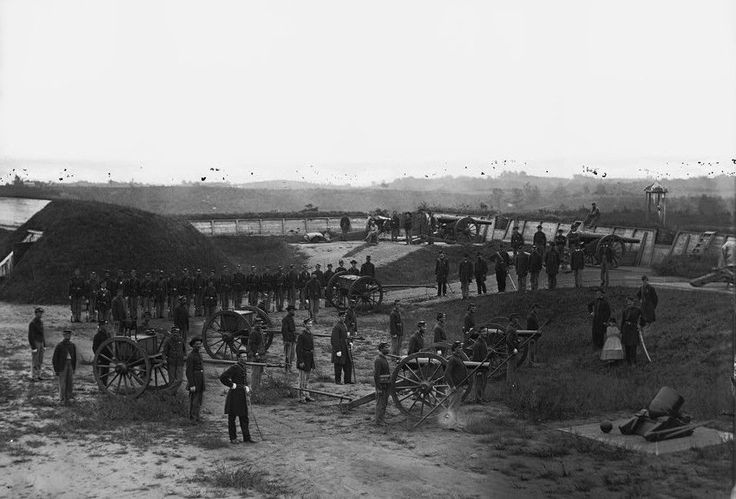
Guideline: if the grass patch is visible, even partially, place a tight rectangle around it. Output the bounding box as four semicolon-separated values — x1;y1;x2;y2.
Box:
210;236;307;270
652;254;719;278
251;376;293;405
192;435;232;450
192;463;291;497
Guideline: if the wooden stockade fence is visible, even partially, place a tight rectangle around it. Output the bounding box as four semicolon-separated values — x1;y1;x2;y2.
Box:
188;217;367;237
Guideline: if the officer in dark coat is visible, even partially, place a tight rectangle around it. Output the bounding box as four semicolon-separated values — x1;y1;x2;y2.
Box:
433;313;448;355
219;349;254;443
636;275;658;336
510;226;524;255
203;279;218;318
360;256;376;277
474;252;488;295
529;245;543;291
621;296;646;365
296;318;315;402
186;337;205;422
281;305;297;371
69;268;86;322
406;321;426;355
163;327;186;384
532;225;547;253
445;341;469;411
587;288;611;350
493;245;511;293
544;242;561;290
92;324;111;383
331;311;352;384
346;260;360;276
389;300;403;355
514;250;530;293
52;330;77;404
95;281;112;324
173;295;190;346
570;242;586;288
435;251;450;297
28;306;45;381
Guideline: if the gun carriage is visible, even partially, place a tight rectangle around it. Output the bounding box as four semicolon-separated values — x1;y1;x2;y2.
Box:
567;221;640;268
324;271;436;312
200;305;274;360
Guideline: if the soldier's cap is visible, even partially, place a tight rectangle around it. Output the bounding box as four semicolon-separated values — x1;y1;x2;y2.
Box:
436;312;445;320
417;320;426;326
237;349;248;356
170;326;180;333
513;226;519;229
62;329;72;335
378;342;389;350
34;307;44;313
286;305;295;311
326;263;332;267
537;224;543;229
350;260;357;264
592;202;597;206
366;255;371;259
641;275;649;281
189;336;203;347
451;341;462;351
315;263;321;267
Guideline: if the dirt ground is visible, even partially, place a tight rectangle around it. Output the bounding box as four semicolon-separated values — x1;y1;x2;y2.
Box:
0;252;732;498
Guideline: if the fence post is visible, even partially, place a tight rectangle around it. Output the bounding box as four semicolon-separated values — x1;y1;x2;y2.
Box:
210;220;215;236
258;219;262;235
282;218;285;236
235;219;239;235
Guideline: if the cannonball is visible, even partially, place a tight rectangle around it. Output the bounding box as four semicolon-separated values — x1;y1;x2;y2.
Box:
600;421;613;433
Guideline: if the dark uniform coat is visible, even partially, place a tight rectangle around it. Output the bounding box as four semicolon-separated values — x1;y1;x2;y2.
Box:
433;323;447;343
530;250;543;272
186;349;205;392
510;232;524;251
219;363;248;415
389;308;403;337
296;331;315;371
570;248;585;270
474;257;488;279
458;260;474;283
407;331;424;355
620;306;645;347
281;314;296;342
636;285;658;323
445;352;468;387
435;258;450;280
52;340;77;374
587;297;611;348
331;321;350;365
360;262;376;277
533;230;547;249
374;353;390;388
471;337;488;361
514;252;530;276
544;248;560;274
173;303;189;331
28;317;45;348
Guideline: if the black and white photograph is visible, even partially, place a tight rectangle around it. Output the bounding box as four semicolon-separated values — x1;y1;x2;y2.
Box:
0;1;735;497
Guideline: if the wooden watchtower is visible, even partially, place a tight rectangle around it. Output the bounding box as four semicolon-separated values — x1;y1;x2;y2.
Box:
644;181;668;226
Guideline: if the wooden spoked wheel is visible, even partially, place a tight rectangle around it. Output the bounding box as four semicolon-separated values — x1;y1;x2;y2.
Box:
201;306;274;361
147;336;183;392
325;271;348;309
595;235;625;268
454;216;476;243
348;276;383;312
93;336;151;398
390;352;449;419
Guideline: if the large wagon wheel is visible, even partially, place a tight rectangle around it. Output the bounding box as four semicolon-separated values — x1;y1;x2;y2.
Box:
348;276;383;311
202;306;274;361
596;234;625;268
390;352;449;419
454;216;476;243
93;336;151;398
147;336;184;392
325;271;348;309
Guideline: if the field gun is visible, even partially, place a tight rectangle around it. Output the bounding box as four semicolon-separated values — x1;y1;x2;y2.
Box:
324;271;435;312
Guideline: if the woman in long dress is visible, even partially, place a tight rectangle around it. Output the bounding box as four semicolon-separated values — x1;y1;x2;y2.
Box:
600;318;624;362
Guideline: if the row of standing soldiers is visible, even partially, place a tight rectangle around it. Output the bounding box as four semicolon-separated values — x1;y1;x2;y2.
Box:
69;259;377;323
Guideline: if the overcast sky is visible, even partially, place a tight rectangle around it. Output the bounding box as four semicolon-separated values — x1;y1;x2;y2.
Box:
1;0;735;186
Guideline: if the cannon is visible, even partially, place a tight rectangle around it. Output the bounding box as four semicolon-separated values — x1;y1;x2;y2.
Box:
324;271;435;312
432;215;494;244
92;330;182;398
689;266;734;288
567;221;640;267
200;305;274;361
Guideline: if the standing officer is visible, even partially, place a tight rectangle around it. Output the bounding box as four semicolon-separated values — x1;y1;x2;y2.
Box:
621;296;645;366
296;318;316;402
514;249;530;293
407;321;426;355
510;226;524;255
360;256;376;277
493;245;511;293
162;327;186;384
637;275;659;336
346;260;360;275
186;337;205;422
296;264;310;309
374;342;391;425
474;251;488;295
173;296;190;346
587;288;611;350
435;251;450;297
86;271;100;322
335;260;347;273
390;212;401;242
28;307;45;381
95;281;112;324
433;313;448;355
599;243;615;290
458;254;474;300
533;225;547;256
281;305;297;371
69;268;85;323
544;242;560;290
52;330;77;405
445;341;469;413
529;245;543;291
571;242;586;288
203;279;218;318
285;264;298;309
305;271;322;324
389;300;403;356
331;311;352;384
246;266;260;306
219;349;254;443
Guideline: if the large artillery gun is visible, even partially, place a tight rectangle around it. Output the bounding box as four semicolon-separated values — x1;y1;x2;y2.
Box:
567;220;641;267
324;271;436;312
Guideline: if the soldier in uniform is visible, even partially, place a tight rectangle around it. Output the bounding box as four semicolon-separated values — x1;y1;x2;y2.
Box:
403;211;413;245
274;265;286;312
621;296;646;365
599;243;615;290
445;341;469;412
218;266;232;311
331;311;353;384
163;326;186;384
587;288;611;350
69;268;86;323
510;226;524;255
544;242;560;290
474;252;488;295
389;300;403;356
261;266;274;312
167;271;179;320
360;256;376;277
281;305;297;371
433;313;448;355
637;275;658;337
194;268;207;315
86;271;100;322
179;269;193;315
470;329;489;403
435;251;450;297
296;264;310;310
204;278;218;319
305;271;322;323
390;212;400;242
346;260;360;275
458;254;474;300
52;330;77;405
374;342;391;425
407;321;426;355
155;270;168;319
532;225;547;257
173;295;190;346
219;349;254;443
554;229;568;272
335;260;347;273
462;303;477;342
570;242;585;288
529;245;543;291
493;245;511;293
296;318;316;403
104;269;117;298
514;248;530;293
319;264;331;308
246;265;260;306
124;269;140;321
111;289;127;334
28;307;45;381
285;264;298;309
95;281;112;324
186;337;205;422
140;272;154;317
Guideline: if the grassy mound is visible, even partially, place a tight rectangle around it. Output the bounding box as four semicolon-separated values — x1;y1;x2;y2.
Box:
0;200;231;304
210;236;307;269
398;287;731;421
652;254;719;279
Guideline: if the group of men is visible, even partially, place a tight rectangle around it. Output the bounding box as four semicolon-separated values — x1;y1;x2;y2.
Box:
68;255;378;328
